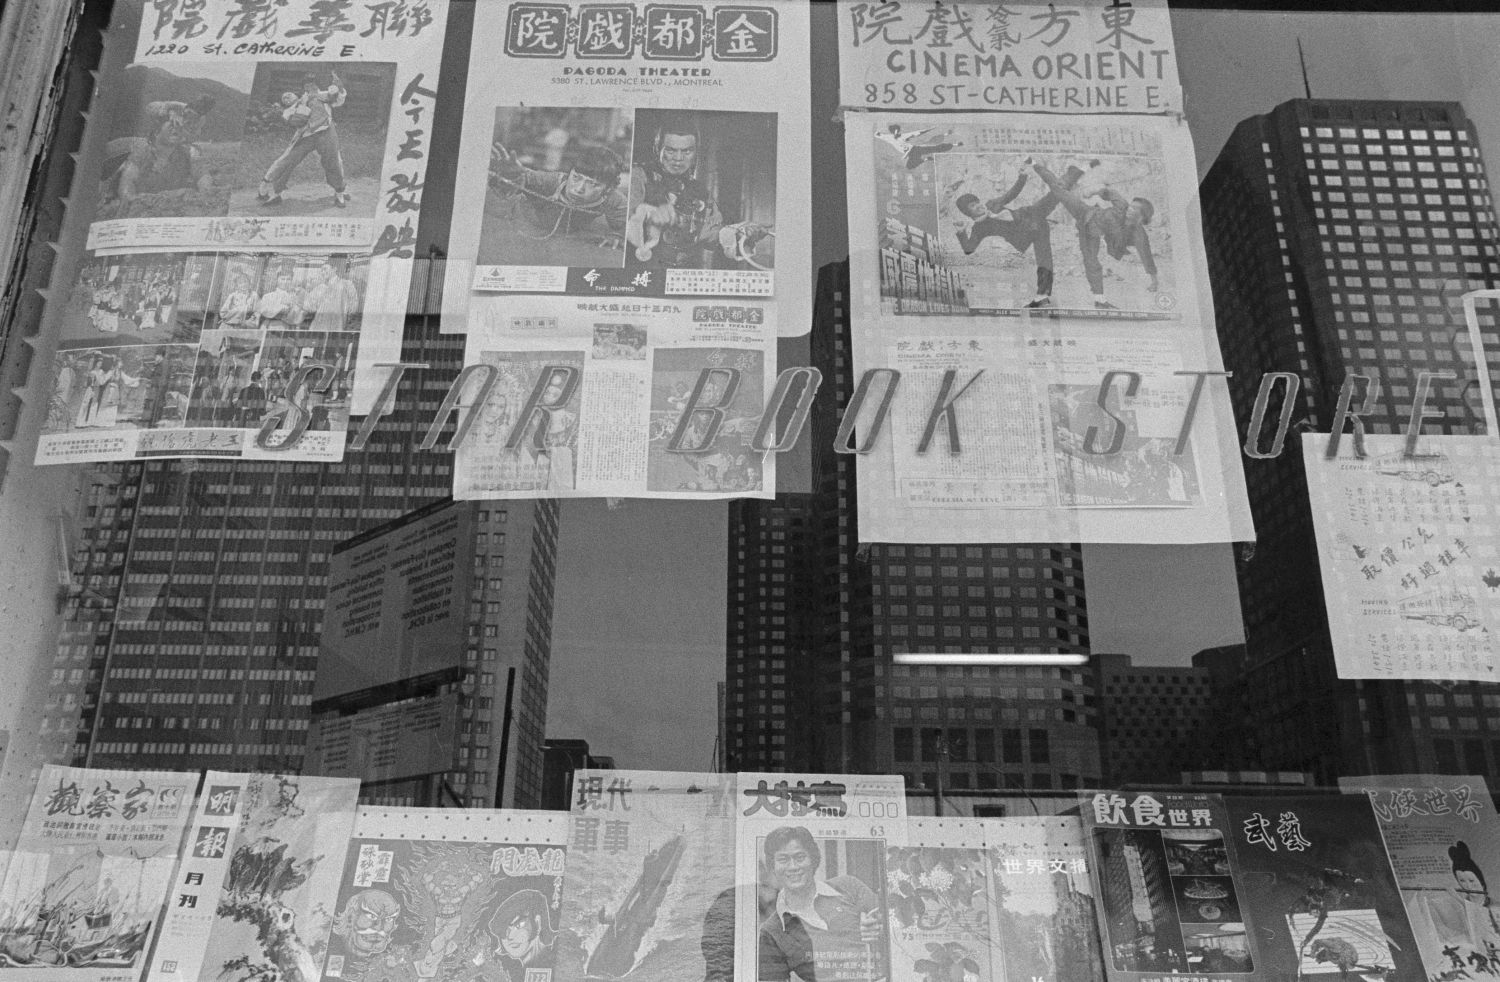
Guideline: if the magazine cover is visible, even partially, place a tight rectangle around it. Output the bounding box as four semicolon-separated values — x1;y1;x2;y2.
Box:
734;773;907;982
1338;775;1500;981
886;818;1000;982
319;807;567;982
1222;794;1424;982
988;816;1105;982
555;771;735;982
0;766;195;981
1082;791;1261;982
149;773;360;982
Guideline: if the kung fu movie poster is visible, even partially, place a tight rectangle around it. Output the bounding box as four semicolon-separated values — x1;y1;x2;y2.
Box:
442;0;811;335
1221;795;1425;982
554;771;736;982
149;772;360;982
0;766;194;982
319;807;567;982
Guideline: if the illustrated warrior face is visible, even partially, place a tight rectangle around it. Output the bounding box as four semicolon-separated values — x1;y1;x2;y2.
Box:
420;852;487;918
336;888;400;957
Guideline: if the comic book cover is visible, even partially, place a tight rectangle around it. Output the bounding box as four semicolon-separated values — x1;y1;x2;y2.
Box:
988;816;1105;982
885;818;1000;982
1082;791;1262;982
1222;794;1424;982
149;773;359;982
734;772;907;982
319;807;566;982
1338;776;1500;981
554;771;735;982
0;766;195;982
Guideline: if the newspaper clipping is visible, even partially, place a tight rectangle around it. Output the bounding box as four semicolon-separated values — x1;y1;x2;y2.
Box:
150;772;360;982
442;0;810;335
838;0;1180;114
735;773;906;982
1081;791;1262;982
1303;434;1500;682
556;771;736;982
320;806;567;982
453;298;776;499
1339;774;1500;982
843;110;1252;543
0;765;195;981
886;818;1002;982
988;816;1106;982
35;0;452;468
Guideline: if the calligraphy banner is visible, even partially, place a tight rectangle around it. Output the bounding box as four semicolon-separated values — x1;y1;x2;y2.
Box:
452;295;776;499
34;0;450;470
843;111;1252;543
319;806;567;982
556;771;735;982
442;0;811;337
1221;794;1424;982
1303;433;1500;681
1081;791;1264;982
838;0;1180;114
1339;775;1500;980
149;772;359;982
0;765;195;982
734;772;906;982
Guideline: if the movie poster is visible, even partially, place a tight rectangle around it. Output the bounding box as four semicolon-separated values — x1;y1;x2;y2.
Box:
1338;775;1500;982
837;0;1180;115
1081;791;1262;982
734;773;906;982
442;0;810;336
988;816;1105;982
148;773;360;982
886;818;1002;982
555;771;735;982
320;806;567;982
36;0;451;468
452;299;776;499
1221;794;1424;982
842;111;1252;543
0;766;195;981
1303;433;1500;682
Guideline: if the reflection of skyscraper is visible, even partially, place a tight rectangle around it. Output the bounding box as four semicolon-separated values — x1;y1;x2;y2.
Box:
725;262;1099;790
44;268;561;807
1202;99;1500;782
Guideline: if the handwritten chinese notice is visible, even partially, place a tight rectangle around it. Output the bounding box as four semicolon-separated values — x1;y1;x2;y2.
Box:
838;0;1180;114
1304;434;1500;681
0;766;193;982
1080;791;1264;982
735;772;907;982
442;0;810;339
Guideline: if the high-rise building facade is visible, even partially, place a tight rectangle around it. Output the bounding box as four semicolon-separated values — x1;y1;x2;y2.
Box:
43;269;561;807
1093;654;1215;786
1202;99;1500;780
726;263;1098;790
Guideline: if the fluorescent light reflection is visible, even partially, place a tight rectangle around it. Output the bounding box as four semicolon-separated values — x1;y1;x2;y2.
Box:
892;653;1090;667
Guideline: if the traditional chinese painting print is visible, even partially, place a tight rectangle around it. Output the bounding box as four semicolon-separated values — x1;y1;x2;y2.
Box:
1080;791;1262;982
1303;434;1500;682
987;817;1106;982
149;773;359;982
1337;776;1500;982
319;807;567;982
734;773;906;982
555;771;735;982
836;0;1181;114
37;251;365;465
442;0;811;336
885;818;1002;982
0;765;195;982
842;112;1252;545
1221;795;1425;982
